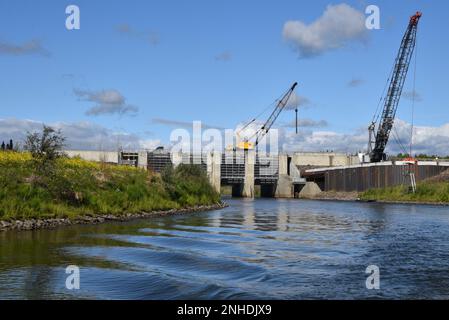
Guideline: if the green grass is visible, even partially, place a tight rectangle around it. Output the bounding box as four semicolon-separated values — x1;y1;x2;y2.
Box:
360;182;449;203
0;152;220;220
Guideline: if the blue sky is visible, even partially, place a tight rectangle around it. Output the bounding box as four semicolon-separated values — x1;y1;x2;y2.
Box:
1;0;448;154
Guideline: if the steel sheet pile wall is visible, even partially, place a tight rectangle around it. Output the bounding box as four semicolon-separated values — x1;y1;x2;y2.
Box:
324;164;449;192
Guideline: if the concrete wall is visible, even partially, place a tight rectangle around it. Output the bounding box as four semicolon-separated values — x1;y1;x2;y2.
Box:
137;151;148;169
67;150;149;169
65;150;119;163
292;152;360;168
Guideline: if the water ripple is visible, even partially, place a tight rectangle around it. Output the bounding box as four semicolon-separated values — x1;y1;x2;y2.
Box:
2;199;449;299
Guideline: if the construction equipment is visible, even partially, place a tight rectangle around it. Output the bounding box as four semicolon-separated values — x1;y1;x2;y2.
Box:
367;12;422;163
235;82;298;150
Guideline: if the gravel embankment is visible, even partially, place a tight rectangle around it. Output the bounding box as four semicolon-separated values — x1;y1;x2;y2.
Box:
0;202;228;232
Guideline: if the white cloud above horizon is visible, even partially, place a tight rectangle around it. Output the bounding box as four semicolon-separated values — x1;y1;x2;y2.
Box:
282;3;368;58
0;118;160;151
0;39;50;57
281;118;449;156
1;118;449;156
285;92;313;110
215;51;232;62
116;23;160;46
403;90;423;102
282;118;329;128
347;78;364;87
74;89;139;116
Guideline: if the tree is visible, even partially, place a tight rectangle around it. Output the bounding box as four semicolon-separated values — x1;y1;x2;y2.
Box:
25;125;66;161
1;141;5;151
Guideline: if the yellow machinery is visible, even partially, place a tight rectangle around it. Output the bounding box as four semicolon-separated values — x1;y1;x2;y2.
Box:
230;82;298;151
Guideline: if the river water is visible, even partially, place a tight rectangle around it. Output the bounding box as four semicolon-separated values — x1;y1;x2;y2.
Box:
1;198;449;299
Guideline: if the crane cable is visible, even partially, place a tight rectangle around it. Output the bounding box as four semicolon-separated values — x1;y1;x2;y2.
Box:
237;87;294;140
372;61;397;125
236;101;275;140
410;36;418;157
238;95;280;134
392;126;409;155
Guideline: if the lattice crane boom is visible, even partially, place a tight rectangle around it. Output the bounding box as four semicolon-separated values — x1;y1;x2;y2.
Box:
235;82;298;150
255;82;298;147
370;12;422;162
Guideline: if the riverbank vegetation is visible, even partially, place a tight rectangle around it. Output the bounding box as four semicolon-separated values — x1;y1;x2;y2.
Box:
0;127;220;221
360;180;449;204
0;152;220;220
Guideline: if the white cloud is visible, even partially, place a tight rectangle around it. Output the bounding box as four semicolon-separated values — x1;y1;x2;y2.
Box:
215;51;232;62
282;3;368;58
0;118;159;151
281;127;366;153
226;118;449;156
347;78;364;87
282;119;328;128
403;90;423;102
74;89;139;116
0;39;50;57
152;118;225;130
116;24;160;46
3;118;448;157
139;139;162;151
281;119;449;156
285;92;313;110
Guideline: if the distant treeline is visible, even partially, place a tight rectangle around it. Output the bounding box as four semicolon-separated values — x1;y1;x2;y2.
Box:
394;153;449;160
1;140;14;151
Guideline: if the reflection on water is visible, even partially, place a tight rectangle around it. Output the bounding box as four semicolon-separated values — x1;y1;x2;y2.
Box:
1;198;449;299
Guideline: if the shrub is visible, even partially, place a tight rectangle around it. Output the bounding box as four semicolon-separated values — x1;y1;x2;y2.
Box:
0;152;220;220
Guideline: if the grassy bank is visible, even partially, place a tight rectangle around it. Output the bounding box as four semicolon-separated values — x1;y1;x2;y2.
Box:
360;182;449;204
0;152;220;221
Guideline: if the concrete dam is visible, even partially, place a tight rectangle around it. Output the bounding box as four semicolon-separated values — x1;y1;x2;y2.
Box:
65;150;358;198
65;150;449;198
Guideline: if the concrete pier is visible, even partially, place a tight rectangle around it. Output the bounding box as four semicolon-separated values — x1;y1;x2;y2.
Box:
275;154;293;198
207;151;221;194
242;150;255;198
137;151;148;169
